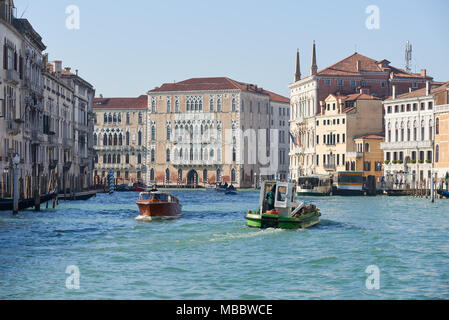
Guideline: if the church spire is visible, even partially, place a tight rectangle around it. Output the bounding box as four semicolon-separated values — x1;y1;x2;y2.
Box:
294;49;301;82
311;40;318;76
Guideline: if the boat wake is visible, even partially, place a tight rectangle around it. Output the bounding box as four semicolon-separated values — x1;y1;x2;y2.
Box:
135;215;181;222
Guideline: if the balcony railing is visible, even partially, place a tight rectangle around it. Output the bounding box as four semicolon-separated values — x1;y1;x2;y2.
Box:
323;163;336;171
381;140;432;150
63;137;74;147
346;152;363;159
6;69;20;84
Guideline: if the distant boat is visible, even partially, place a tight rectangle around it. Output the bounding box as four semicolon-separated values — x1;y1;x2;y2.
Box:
296;175;332;196
135;190;182;221
438;190;449;199
131;182;147;192
225;189;239;195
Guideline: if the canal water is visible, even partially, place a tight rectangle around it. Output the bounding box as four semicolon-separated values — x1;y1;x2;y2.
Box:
0;190;448;299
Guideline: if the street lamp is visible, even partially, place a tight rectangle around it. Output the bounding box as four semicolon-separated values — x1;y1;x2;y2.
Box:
12;154;20;215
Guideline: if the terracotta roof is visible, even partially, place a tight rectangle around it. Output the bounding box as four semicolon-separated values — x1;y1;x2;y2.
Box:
150;77;248;92
354;134;385;140
150;77;289;103
93;95;148;109
328;92;381;101
392;81;449;100
259;89;290;103
317;52;432;79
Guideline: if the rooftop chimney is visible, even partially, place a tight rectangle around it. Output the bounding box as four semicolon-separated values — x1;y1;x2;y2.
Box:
409;88;412;93
356;60;362;71
421;69;427;78
75;69;79;76
54;60;62;74
65;67;71;73
426;81;430;96
392;85;396;99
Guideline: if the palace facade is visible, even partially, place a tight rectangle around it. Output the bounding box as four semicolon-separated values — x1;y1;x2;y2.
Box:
146;77;289;188
93;95;148;185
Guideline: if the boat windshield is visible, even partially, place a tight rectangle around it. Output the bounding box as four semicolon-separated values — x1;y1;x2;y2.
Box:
153;194;169;201
140;193;151;200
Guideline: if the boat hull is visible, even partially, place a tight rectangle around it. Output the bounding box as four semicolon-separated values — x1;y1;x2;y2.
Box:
245;210;321;230
136;201;182;220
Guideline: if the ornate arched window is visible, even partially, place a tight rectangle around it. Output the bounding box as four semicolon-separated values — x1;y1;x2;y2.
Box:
167;125;171;140
113;133;118;146
93;133;97;146
150;168;155;182
108;113;112;123
103;134;107;146
108;133;113;146
165;168;170;183
231;169;236;183
151;149;156;162
151;125;156;141
119;133;123;146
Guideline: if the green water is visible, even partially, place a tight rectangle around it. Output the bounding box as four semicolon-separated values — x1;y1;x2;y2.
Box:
0;190;448;299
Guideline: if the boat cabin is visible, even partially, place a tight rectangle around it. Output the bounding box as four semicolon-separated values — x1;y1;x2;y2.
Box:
259;181;296;218
138;192;179;204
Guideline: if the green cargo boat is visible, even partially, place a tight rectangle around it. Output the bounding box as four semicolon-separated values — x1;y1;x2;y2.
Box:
245;181;321;229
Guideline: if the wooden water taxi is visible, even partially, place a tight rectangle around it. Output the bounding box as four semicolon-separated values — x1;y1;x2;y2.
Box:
245;181;321;229
135;190;182;221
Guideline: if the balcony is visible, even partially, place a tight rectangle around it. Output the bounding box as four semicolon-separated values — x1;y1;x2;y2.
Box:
7;120;20;136
63;137;74;147
5;69;20;85
346;152;363;159
381;140;432;150
323;163;336;171
31;131;44;142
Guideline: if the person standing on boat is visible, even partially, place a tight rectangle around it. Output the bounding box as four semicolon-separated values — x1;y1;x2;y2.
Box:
266;185;276;211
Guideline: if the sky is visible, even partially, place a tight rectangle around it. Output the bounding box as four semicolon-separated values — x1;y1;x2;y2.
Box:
12;0;449;98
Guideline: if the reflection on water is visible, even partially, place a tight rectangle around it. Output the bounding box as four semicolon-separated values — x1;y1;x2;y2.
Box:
0;190;448;299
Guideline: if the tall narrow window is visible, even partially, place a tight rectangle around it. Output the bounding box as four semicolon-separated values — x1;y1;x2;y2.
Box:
138;131;142;145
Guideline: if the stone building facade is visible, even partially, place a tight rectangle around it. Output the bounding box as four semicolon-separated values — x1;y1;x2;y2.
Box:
289;43;433;181
314;93;383;176
434;83;449;183
147;77;289;188
1;0;95;200
381;82;445;188
93;95;147;185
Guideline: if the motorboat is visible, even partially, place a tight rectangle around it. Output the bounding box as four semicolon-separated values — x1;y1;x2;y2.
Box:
245;181;321;229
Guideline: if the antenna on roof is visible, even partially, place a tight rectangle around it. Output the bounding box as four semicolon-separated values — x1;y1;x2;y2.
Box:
405;41;412;73
19;2;30;18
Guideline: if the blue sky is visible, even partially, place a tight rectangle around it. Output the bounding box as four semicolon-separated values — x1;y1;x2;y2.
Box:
13;0;449;98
